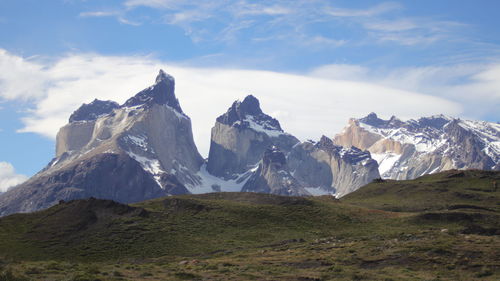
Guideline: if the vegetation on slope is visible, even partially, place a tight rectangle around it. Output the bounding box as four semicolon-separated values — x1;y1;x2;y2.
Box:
0;170;498;280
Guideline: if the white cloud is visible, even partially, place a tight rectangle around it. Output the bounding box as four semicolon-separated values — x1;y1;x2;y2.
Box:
0;49;474;158
0;162;28;192
0;49;49;100
310;63;500;119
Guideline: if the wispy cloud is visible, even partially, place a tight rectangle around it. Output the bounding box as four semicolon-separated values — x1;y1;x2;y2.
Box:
363;19;418;32
310;62;500;119
79;11;118;18
326;2;401;17
124;0;181;9
79;10;141;26
77;1;343;48
8;49;499;156
75;1;477;50
361;18;467;46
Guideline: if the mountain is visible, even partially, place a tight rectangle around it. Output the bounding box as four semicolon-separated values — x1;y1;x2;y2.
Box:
242;146;309;196
206;95;300;180
288;136;380;197
205;95;380;197
334;113;500;180
1;170;498;280
3;71;499;216
0;70;204;216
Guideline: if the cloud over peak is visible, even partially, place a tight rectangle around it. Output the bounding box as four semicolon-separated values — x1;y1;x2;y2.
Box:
2;49;487;156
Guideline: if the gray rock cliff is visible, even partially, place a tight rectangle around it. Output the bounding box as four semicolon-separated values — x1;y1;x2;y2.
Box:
242;146;309;196
288;136;380;197
206;95;299;179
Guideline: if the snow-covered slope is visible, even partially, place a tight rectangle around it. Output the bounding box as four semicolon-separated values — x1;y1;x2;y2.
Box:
334;113;500;179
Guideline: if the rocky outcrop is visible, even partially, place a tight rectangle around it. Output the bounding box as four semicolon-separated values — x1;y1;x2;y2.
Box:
206;95;299;179
288;136;380;197
242;147;309;196
334;113;500;179
0;70;203;216
69;99;120;123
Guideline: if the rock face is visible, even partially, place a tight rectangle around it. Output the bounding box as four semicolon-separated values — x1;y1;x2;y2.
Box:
0;70;203;216
242;147;309;196
206;95;300;179
288;136;380;197
334;113;500;180
0;154;178;216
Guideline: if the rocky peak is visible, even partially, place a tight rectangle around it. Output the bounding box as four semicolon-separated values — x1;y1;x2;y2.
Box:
417;115;452;129
122;69;183;114
216;95;282;132
239;95;263;115
359;113;407;129
359;112;386;127
69;99;120;123
155;69;174;84
388;116;405;127
207;95;299;179
318;135;335;150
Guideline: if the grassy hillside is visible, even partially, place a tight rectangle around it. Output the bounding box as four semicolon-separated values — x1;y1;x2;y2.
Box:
343;169;500;212
0;170;498;280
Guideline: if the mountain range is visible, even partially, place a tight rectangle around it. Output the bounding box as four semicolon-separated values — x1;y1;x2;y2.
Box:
0;70;498;216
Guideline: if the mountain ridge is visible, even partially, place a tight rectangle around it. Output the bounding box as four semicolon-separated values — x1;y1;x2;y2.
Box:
0;70;499;217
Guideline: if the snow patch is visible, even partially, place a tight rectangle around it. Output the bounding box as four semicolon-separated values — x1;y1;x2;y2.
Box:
127;134;147;149
126;152;165;188
186;164;250;194
244;115;284;138
372;153;401;178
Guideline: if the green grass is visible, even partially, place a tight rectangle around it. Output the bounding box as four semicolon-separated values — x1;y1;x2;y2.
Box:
0;169;498;280
343;169;500;213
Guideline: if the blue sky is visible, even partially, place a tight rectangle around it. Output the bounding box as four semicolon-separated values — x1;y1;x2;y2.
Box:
0;0;499;190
